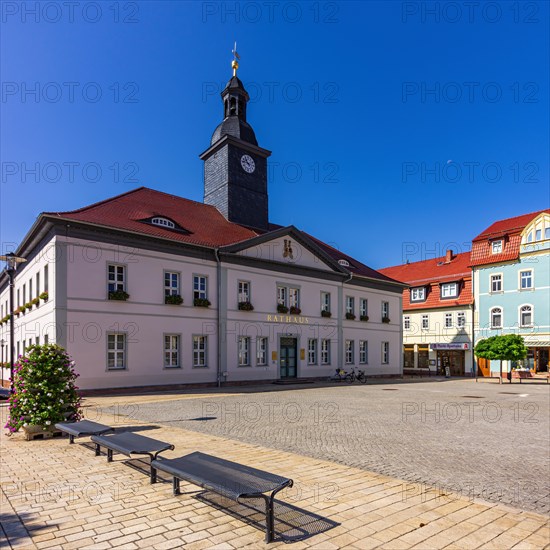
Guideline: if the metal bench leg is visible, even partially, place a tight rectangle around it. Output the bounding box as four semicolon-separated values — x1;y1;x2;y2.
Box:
149;455;157;484
69;434;75;444
173;477;180;496
95;443;101;456
107;448;113;462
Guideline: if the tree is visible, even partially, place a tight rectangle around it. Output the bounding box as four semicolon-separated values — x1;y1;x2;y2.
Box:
4;344;81;435
474;334;528;362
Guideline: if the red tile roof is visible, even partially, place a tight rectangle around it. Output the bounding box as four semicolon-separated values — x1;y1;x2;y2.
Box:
378;252;473;310
44;187;395;284
470;209;549;267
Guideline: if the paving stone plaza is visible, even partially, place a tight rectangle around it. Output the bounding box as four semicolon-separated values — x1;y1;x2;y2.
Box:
2;378;549;549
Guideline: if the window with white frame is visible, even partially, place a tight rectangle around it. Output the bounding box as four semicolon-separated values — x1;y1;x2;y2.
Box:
108;264;126;292
36;272;40;297
382;301;389;318
441;282;458;298
346;296;355;315
520;305;533;327
238;336;250;366
17;289;20;308
546;227;550;240
277;286;287;306
256;337;268;366
359;341;368;364
491;274;502;293
238;281;250;302
107;333;126;370
360;298;368;317
492;240;503;254
422;314;429;330
193;336;207;367
151;217;175;229
411;287;426;302
535;229;542;240
321;292;331;313
193;275;207;300
457;312;466;328
345;340;354;364
404;316;410;330
29;280;33;301
164;335;180;368
164;272;180;297
491;307;502;329
321;339;331;364
289;288;300;308
22;284;26;304
44;264;49;293
308;339;317;365
382;342;389;364
445;313;453;328
520;270;533;290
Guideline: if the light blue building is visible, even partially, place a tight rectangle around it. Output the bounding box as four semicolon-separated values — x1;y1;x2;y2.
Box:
472;210;550;376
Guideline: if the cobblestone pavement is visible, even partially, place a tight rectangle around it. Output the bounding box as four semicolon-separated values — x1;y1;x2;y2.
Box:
113;379;550;516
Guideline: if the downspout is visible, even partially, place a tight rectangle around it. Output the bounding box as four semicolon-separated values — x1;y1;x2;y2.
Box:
215;248;222;388
471;268;477;381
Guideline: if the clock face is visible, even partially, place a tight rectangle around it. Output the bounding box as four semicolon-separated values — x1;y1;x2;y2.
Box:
240;154;255;173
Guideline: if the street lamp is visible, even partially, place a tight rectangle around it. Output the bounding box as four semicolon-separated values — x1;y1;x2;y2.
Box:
0;253;27;393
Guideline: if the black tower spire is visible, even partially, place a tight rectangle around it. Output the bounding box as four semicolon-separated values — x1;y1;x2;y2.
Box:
200;49;271;231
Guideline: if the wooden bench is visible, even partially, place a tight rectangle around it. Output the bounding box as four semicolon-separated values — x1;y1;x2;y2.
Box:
151;451;293;543
91;432;174;483
510;371;549;384
55;420;114;445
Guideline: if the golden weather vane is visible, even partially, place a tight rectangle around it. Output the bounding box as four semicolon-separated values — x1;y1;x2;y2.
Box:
231;41;240;76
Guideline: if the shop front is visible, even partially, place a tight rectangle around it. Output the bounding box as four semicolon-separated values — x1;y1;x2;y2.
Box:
430;343;470;376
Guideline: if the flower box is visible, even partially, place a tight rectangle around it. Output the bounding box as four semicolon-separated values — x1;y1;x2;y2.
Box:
194;298;211;308
360;315;369;322
345;313;356;320
276;304;289;314
321;310;332;318
289;306;301;315
108;290;130;301
382;317;391;323
165;294;183;305
238;301;254;311
39;292;49;302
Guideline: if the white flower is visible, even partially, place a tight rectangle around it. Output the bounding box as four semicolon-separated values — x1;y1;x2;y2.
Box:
45;421;51;425
47;393;52;397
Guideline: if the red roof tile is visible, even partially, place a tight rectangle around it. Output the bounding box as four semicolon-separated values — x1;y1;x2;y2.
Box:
470;209;549;267
379;252;473;310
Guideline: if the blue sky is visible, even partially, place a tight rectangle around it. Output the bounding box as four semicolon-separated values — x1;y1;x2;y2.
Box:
1;0;548;269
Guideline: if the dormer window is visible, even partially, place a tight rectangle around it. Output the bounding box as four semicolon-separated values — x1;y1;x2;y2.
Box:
410;287;426;302
491;240;503;254
441;282;459;299
152;217;175;229
338;259;350;267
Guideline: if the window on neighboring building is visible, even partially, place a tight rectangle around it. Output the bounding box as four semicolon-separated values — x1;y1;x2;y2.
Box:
382;342;389;364
520;305;533;327
256;337;268;366
108;264;126;292
411;287;425;301
164;335;180;368
492;240;503;254
345;296;355;315
491;307;502;329
382;301;389;319
457;312;466;328
308;339;317;365
107;333;126;370
520;270;533;289
360;298;368;317
193;336;207;367
441;282;458;298
164;272;180;297
445;313;453;328
422;314;429;330
345;340;354;364
527;232;533;243
238;281;250;302
404;316;410;330
321;292;331;313
491;274;502;293
238;336;250;366
535;229;542;241
546;227;550;240
359;341;368;364
321;339;331;364
193;275;207;300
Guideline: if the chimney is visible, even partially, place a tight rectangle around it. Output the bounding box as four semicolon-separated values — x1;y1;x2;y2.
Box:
445;249;453;263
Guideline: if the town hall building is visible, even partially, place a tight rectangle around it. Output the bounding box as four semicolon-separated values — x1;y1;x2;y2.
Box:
0;62;405;390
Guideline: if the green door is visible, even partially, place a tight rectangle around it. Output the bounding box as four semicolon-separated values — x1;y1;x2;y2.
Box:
280;337;297;378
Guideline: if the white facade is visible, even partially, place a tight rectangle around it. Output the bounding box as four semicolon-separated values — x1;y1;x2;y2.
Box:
1;231;403;390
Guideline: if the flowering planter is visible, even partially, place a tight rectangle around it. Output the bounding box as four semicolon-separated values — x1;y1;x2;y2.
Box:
276;305;289;314
345;313;356;320
321;310;332;318
165;295;184;305
238;301;254;311
194;298;211;308
360;315;369;322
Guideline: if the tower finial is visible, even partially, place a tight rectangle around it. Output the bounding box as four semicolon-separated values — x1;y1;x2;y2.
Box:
231;41;240;76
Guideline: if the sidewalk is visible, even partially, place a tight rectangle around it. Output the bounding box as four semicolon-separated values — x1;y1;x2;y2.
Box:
1;396;548;549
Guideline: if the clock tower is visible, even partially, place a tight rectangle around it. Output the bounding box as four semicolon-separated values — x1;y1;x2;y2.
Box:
200;57;271;231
